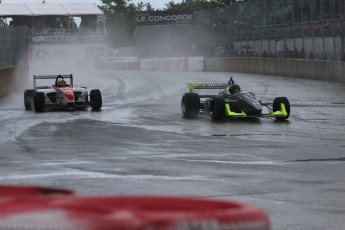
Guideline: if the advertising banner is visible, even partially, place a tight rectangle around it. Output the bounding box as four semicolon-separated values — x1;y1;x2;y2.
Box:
136;10;194;26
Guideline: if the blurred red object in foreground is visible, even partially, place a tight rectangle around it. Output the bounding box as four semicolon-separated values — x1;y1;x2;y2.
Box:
0;184;270;230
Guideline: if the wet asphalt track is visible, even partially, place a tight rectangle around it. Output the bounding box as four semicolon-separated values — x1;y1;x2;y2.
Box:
1;68;345;230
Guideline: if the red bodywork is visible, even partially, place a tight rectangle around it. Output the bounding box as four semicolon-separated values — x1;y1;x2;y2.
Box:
56;86;75;102
0;184;271;230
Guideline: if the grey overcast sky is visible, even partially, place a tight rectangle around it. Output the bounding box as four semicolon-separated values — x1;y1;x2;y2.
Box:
4;0;180;10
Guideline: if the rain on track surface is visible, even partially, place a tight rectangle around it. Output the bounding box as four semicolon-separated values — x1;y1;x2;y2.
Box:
1;70;345;230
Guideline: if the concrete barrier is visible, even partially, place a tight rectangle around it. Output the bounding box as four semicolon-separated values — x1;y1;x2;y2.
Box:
98;57;201;72
140;59;155;71
94;56;344;83
0;65;29;98
139;57;202;72
96;58;139;71
205;57;345;84
188;57;204;72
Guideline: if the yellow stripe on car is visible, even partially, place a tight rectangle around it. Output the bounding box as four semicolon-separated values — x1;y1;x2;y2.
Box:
225;104;246;117
269;103;288;116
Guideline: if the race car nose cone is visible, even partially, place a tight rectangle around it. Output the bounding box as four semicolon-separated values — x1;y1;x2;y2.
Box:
61;88;75;102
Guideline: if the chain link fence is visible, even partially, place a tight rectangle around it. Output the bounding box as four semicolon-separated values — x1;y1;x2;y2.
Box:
193;0;345;61
0;27;30;69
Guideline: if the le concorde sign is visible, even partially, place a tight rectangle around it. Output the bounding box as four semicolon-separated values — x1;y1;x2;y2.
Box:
136;10;194;26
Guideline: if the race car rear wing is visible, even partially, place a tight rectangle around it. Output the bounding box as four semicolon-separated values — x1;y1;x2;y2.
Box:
188;83;227;93
33;74;73;88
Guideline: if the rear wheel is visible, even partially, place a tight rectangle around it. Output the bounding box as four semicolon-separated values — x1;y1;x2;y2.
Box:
181;93;200;118
210;97;225;121
24;89;35;111
90;89;102;111
273;97;290;121
34;91;45;112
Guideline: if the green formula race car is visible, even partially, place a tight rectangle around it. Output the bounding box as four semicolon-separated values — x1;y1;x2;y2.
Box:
181;77;290;121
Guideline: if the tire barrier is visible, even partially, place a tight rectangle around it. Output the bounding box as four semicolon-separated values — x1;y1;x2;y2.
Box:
96;57;204;72
0;184;271;230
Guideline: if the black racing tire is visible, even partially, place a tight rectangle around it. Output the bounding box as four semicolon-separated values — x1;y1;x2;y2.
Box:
210;97;225;121
273;97;290;121
181;93;200;118
34;91;45;112
24;89;35;111
90;89;102;111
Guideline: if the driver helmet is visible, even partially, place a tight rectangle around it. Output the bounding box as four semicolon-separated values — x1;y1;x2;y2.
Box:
229;84;241;94
57;78;66;86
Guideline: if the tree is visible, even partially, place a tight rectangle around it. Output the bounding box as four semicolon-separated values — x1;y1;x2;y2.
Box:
100;0;236;48
100;0;136;48
135;1;155;11
145;3;155;11
164;0;237;10
100;0;155;48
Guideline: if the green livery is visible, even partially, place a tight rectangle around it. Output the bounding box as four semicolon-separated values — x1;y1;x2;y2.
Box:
182;77;290;121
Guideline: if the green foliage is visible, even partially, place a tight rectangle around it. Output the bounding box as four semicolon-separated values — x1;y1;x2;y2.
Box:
56;16;75;29
100;0;135;48
165;0;237;10
100;0;156;48
99;0;236;48
136;1;155;11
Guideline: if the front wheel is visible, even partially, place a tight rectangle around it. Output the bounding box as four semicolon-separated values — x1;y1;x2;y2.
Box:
181;93;200;118
24;89;35;111
90;89;102;111
34;91;45;112
273;97;290;121
210;97;225;121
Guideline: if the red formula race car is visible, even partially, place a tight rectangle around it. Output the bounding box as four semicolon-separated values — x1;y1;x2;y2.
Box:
24;74;102;112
